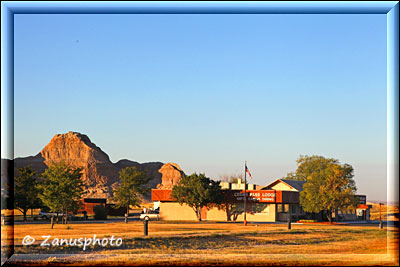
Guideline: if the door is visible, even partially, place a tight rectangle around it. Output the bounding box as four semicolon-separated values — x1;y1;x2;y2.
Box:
201;206;207;220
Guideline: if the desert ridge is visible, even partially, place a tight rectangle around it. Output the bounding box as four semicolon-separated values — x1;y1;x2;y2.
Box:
13;131;184;200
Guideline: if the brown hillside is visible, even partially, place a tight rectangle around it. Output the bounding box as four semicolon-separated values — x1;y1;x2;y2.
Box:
14;132;182;201
157;162;185;189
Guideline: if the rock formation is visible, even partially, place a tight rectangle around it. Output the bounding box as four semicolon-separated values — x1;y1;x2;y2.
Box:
40;132;120;187
157;163;185;189
14;131;168;201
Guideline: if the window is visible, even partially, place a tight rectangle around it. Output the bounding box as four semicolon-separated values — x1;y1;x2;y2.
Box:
277;204;292;213
277;204;281;213
291;205;296;214
284;204;289;213
277;204;284;213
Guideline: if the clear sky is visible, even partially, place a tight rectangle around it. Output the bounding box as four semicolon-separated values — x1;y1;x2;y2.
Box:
13;14;387;201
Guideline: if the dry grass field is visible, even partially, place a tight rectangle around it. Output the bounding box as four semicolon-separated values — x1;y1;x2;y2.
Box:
2;220;399;266
368;202;399;221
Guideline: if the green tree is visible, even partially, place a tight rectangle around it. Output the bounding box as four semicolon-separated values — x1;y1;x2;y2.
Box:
37;162;85;224
222;201;244;221
218;173;244;221
14;166;42;221
171;173;222;221
297;156;358;223
112;166;151;215
283;155;339;181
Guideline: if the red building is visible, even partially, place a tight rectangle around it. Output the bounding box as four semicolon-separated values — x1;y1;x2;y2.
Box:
77;198;106;215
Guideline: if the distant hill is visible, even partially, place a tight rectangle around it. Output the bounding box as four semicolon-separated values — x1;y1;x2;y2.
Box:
10;132;184;201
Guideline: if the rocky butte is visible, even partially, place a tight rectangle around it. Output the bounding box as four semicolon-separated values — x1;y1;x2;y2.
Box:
13;132;185;201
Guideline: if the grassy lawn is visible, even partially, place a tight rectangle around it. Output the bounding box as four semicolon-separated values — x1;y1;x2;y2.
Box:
2;221;398;265
368;202;399;221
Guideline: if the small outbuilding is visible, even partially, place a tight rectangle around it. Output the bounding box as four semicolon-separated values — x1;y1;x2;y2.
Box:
77;198;106;215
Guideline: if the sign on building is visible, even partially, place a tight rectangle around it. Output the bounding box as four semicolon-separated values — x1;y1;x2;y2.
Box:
228;190;276;203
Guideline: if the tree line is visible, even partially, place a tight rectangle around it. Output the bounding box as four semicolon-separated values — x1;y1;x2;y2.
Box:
171;155;359;223
15;162;85;222
13;161;150;223
13;155;359;224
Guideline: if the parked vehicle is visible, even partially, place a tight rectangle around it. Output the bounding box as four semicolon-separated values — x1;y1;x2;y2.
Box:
39;210;71;220
140;210;160;221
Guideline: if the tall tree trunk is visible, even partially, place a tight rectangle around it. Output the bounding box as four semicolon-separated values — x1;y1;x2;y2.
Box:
225;204;232;221
196;207;202;221
65;208;68;224
62;208;65;224
23;210;27;222
127;197;130;218
327;210;332;224
125;205;129;223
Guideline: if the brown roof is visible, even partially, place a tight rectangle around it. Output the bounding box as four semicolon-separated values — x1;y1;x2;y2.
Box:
152;189;173;201
262;179;306;192
280;179;306;191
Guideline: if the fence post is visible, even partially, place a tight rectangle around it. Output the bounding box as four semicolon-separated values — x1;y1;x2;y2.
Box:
144;218;149;236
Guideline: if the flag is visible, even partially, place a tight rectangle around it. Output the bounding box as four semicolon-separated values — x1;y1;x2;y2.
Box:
245;165;253;180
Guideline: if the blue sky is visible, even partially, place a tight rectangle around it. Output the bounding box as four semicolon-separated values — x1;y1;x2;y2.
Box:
14;14;387;201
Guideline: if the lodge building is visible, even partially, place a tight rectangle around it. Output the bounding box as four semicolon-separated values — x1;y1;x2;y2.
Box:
151;178;371;222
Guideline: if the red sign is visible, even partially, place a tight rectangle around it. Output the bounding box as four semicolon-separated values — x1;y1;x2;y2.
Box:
152;189;282;203
228;190;276;203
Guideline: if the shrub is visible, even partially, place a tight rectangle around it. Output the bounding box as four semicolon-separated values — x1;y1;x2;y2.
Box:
93;205;107;220
297;219;318;223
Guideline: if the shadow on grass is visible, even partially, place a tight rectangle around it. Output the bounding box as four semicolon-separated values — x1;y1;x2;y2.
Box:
14;230;359;255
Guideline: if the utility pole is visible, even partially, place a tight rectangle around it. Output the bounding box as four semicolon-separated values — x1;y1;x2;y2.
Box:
244;161;247;226
379;203;383;229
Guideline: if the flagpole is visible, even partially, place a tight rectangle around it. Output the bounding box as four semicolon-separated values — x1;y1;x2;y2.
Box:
244;161;247;226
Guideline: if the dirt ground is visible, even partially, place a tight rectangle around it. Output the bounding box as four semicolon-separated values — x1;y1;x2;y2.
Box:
2;221;399;266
